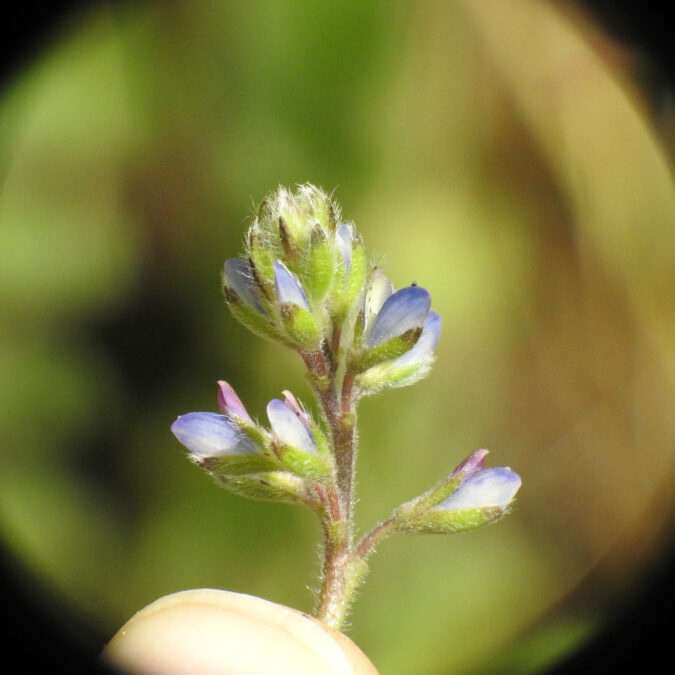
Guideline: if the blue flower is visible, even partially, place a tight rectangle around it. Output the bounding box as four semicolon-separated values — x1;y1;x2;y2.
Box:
171;412;258;458
267;396;317;455
273;261;311;311
362;270;432;348
335;224;354;273
391;310;441;367
357;270;441;393
436;465;521;511
223;258;265;313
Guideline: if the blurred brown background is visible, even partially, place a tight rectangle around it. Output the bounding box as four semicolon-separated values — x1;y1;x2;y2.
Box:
1;1;673;672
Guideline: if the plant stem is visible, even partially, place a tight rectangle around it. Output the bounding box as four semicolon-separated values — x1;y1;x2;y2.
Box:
304;325;398;629
355;517;397;561
302;345;364;629
315;516;353;628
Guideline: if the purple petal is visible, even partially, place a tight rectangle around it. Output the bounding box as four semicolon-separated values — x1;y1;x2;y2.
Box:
223;258;262;311
336;224;353;273
363;269;394;332
171;412;257;457
392;310;441;366
217;380;253;423
365;285;431;348
450;449;489;478
273;261;310;311
282;390;312;431
267;398;316;454
438;467;521;511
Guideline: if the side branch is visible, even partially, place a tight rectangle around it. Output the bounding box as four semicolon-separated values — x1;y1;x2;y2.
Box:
355;517;397;561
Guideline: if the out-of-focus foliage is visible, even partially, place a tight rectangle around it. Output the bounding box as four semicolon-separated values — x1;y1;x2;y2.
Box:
0;1;673;673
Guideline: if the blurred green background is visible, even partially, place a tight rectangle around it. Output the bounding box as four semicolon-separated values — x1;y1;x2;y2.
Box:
1;1;673;673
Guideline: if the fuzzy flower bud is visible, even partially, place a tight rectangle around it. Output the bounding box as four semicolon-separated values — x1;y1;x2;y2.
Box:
223;258;264;313
267;398;317;456
394;450;521;535
171;413;257;459
223;185;370;350
171;383;314;502
267;395;330;480
356;270;440;390
273;261;311;311
436;467;521;512
365;286;430;347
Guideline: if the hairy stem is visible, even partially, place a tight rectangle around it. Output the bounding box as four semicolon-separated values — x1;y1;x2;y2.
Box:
303;346;365;629
315;517;352;627
355;517;397;561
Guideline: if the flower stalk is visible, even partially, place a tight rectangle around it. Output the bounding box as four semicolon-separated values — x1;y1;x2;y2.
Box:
170;184;521;631
302;342;362;625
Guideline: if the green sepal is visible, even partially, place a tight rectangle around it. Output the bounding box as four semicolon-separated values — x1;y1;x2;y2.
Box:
345;239;366;308
390;472;462;528
328;261;348;322
247;255;276;305
276;202;305;245
224;290;281;343
392;469;506;534
311;420;332;458
280;302;321;348
279;216;300;262
310;189;336;233
396;505;504;534
357;355;434;395
324;198;338;233
352;311;364;345
351;327;422;373
247;225;278;283
329;237;368;327
199;453;284;477
236;419;271;450
277;444;330;481
305;226;335;302
216;471;308;504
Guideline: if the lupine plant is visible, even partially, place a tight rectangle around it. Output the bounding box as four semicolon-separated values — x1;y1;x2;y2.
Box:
171;185;521;630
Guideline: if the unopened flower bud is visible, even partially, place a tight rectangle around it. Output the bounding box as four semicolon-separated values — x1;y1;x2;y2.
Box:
365;285;430;348
437;467;521;512
394;452;521;535
274;261;311;311
223;258;265;312
171;412;257;459
253;184;339;250
306;225;335;302
267;397;317;456
222;258;281;342
267;396;329;480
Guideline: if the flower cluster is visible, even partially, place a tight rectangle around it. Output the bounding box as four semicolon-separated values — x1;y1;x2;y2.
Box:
170;184;521;629
222;185;365;351
221;185;438;393
171;381;329;502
